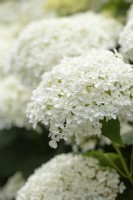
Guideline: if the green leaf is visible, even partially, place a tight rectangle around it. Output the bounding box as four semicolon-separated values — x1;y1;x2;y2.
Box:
85;151;123;170
101;118;124;146
122;130;133;145
102;0;131;21
0;129;18;148
85;151;110;167
0;127;70;185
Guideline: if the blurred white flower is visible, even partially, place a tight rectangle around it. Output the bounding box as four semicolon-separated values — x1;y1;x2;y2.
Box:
0;76;31;130
0;23;22;77
119;20;133;62
0;172;25;200
17;154;125;200
7;12;122;87
27;49;133;148
0;0;49;24
121;122;133;135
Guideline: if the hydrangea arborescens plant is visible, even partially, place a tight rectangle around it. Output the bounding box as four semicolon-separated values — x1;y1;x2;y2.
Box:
0;76;31;130
17;154;125;200
7;12;122;88
27;49;133;148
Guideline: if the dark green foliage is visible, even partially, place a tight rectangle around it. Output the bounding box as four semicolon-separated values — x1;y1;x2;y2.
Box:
101;118;124;146
117;184;133;200
102;0;131;20
85;150;123;170
0;127;71;186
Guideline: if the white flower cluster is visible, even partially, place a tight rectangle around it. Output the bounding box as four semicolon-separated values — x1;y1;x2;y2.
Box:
0;172;25;200
27;49;133;148
0;0;48;24
7;12;122;87
17;154;125;200
119;20;133;62
0;76;31;130
0;23;22;77
0;38;12;73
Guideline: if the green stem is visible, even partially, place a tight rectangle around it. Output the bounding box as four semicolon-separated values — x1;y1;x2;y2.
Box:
105;154;128;178
112;143;133;187
130;145;133;176
105;155;128;179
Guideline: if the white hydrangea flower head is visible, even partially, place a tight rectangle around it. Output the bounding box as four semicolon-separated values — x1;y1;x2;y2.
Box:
0;23;22;77
17;154;125;200
119;20;133;62
0;0;49;24
7;12;122;87
0;38;12;71
0;76;32;130
127;4;133;21
27;49;133;148
0;172;25;200
0;39;12;74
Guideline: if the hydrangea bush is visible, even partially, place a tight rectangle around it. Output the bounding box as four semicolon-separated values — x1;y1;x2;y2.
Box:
0;1;133;200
